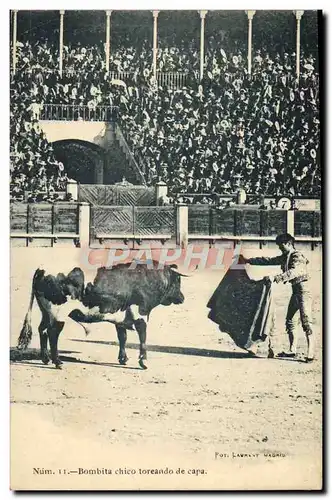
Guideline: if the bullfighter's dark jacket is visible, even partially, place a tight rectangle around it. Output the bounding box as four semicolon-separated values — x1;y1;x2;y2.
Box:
247;250;310;286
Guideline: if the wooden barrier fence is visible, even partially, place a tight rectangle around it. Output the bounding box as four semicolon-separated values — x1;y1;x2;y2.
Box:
10;203;322;249
186;206;321;246
10;202;88;248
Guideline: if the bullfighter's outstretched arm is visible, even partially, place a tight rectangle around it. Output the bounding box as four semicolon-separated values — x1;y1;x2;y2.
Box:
244;255;284;266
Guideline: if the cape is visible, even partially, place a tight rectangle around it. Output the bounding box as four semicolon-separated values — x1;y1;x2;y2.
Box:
207;267;273;351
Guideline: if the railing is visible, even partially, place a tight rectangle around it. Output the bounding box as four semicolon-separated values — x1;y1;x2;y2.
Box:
114;124;147;186
12;65;191;89
11;62;316;90
156;72;189;88
40;104;119;121
76;70;189;89
109;71;136;81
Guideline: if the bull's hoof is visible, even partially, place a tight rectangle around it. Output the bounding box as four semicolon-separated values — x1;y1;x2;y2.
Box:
55;364;63;370
139;359;148;370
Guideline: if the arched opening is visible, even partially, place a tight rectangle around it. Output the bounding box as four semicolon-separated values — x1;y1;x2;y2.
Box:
52;139;104;184
52;138;141;185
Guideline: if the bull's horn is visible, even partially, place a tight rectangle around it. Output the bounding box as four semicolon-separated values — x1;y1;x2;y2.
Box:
169;264;191;277
172;270;191;277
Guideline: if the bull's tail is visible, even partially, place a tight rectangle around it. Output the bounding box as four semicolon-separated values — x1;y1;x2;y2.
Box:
17;269;43;350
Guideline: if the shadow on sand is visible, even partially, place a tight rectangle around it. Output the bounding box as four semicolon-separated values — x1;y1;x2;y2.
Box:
70;339;303;364
10;348;142;370
13;360;142;371
10;342;303;370
70;338;257;360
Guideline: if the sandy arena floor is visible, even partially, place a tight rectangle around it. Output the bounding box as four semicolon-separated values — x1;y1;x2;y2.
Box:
10;247;323;491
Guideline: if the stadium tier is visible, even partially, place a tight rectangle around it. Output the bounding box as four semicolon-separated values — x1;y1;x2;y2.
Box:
10;10;320;202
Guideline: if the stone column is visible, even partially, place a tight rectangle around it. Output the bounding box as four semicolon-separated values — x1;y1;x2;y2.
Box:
155;181;168;205
294;10;304;80
66;179;78;201
287;210;295;237
105;10;112;73
237;188;247;204
176;204;188;249
59;10;65;77
79;203;91;248
199;10;208;81
12;10;18;75
246;10;256;76
152;10;159;81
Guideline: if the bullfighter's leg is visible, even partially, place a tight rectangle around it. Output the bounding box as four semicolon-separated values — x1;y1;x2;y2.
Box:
298;289;315;361
38;317;50;365
134;318;147;370
116;325;128;365
48;321;65;369
285;293;300;355
267;306;277;358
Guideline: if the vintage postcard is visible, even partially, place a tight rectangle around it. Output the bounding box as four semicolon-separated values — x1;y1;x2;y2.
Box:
9;7;323;491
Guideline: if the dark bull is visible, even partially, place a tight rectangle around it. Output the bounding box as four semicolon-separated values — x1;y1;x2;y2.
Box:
17;262;185;370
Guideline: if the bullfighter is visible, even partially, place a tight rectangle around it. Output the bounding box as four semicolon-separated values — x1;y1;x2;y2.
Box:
240;233;315;362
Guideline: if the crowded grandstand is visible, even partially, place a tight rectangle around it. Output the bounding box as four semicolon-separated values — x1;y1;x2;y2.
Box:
10;10;320;202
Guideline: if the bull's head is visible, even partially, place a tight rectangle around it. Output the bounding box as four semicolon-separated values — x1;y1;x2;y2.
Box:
161;265;186;306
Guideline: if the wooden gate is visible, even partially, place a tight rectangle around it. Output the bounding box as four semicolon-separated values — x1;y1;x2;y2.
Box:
90;205;175;247
78;184;156;206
